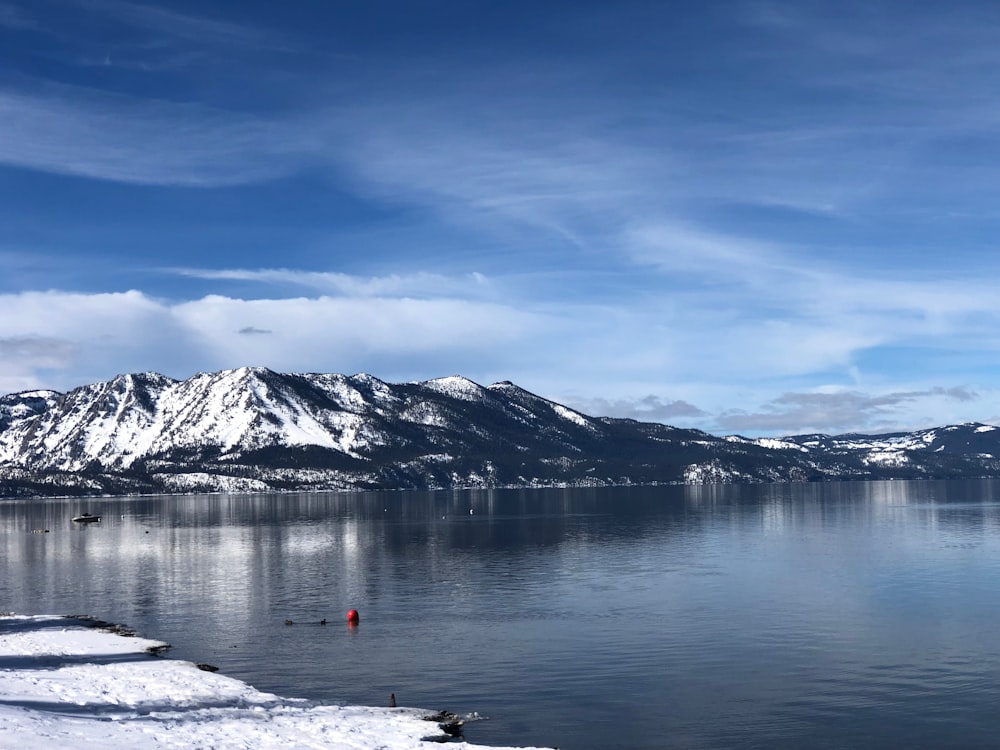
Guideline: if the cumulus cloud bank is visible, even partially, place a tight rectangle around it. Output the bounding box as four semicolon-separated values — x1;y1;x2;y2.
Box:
0;287;545;394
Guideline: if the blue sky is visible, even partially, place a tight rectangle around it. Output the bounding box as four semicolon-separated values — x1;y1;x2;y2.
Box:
2;0;1000;436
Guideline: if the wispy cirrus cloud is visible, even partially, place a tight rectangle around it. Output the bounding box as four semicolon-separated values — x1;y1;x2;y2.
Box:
172;268;494;299
4;1;1000;437
0;2;36;30
0;86;309;186
0;0;291;77
625;219;1000;338
72;0;281;48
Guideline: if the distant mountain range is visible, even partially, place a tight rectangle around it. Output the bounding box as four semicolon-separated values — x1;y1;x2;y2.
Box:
1;367;999;498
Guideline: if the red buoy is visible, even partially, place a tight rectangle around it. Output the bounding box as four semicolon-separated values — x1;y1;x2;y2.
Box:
347;609;360;624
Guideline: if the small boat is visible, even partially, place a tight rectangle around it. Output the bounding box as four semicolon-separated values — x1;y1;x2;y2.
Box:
71;513;101;523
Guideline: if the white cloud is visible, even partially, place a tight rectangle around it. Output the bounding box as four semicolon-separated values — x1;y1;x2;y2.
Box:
1;278;997;436
0;289;551;391
0;335;78;394
717;386;983;435
0;290;196;390
170;294;543;367
566;394;706;422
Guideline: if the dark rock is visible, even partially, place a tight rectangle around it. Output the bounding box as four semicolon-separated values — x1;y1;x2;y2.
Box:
423;710;465;738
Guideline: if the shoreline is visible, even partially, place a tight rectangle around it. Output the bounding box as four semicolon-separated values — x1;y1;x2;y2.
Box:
0;614;551;749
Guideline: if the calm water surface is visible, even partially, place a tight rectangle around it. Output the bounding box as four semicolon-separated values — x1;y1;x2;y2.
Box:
4;480;1000;749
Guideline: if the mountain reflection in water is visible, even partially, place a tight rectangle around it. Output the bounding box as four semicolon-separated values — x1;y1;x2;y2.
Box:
5;480;1000;749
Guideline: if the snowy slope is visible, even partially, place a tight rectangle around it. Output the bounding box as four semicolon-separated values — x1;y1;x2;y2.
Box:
2;369;1000;496
0;369;636;494
0;368;396;471
0;615;549;749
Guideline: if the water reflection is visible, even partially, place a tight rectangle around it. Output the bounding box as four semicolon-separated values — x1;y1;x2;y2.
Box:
4;480;1000;749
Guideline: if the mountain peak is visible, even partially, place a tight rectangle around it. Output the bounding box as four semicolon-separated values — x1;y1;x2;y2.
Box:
419;376;486;401
3;369;1000;497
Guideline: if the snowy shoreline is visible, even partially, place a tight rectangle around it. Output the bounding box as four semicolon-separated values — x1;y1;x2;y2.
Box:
0;615;551;749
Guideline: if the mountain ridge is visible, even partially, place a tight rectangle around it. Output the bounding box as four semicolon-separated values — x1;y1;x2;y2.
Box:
2;368;999;497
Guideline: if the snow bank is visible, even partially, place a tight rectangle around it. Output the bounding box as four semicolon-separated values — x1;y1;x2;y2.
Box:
0;615;549;750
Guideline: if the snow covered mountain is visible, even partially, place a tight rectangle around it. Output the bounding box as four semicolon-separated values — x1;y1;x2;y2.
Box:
2;367;1000;497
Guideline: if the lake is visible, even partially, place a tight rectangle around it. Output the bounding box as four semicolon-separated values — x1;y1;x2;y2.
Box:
4;480;1000;749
